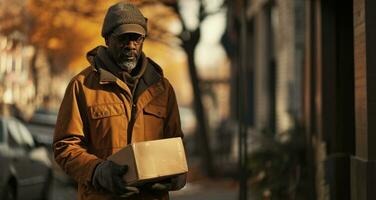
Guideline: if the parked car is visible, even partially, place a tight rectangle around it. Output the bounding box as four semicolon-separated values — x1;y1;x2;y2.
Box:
27;108;57;147
0;116;52;200
29;108;57;127
26;108;78;187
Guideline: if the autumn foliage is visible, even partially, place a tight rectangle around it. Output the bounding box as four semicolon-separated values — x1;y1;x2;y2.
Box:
26;0;111;73
1;0;178;72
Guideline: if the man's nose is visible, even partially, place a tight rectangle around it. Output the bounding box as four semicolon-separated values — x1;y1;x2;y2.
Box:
124;40;137;49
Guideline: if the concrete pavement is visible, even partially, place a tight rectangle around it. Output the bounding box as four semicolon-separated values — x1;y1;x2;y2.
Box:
171;182;238;200
48;177;240;200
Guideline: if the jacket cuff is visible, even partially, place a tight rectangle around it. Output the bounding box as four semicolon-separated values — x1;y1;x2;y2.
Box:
84;159;105;186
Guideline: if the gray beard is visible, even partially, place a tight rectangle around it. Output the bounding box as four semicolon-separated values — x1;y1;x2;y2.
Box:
118;59;137;72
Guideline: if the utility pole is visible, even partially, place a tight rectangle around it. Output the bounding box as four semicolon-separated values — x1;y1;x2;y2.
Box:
238;0;248;199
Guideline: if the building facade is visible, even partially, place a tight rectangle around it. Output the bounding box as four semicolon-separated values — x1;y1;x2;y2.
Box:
228;0;376;199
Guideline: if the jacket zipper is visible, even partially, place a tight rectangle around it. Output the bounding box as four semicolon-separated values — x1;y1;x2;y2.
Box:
127;101;137;144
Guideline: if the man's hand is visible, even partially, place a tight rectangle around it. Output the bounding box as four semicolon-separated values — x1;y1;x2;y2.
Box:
149;182;172;191
92;160;139;197
145;173;187;193
144;179;172;194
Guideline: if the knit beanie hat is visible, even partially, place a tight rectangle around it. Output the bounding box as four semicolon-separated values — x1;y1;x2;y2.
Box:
102;2;147;38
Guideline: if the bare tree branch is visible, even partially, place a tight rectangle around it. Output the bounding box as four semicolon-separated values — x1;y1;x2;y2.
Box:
146;35;180;48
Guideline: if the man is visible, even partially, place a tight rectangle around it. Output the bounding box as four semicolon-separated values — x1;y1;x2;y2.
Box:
53;2;185;200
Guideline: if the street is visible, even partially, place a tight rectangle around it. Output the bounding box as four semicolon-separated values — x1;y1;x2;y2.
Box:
47;176;239;200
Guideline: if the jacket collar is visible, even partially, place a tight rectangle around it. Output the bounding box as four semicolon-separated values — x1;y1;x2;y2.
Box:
98;68;117;83
86;46;165;101
95;46;120;84
87;46;117;83
132;57;164;102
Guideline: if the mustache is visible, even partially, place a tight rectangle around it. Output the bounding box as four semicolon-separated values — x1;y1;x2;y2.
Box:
121;50;138;58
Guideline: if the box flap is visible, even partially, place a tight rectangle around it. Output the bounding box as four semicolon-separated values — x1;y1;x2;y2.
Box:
134;137;188;181
107;145;138;184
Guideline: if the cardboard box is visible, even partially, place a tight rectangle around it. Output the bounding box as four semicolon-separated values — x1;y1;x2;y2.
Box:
108;137;188;186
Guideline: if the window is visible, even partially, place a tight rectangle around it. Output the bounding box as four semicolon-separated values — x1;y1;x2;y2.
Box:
17;121;35;148
8;119;22;148
7;118;35;148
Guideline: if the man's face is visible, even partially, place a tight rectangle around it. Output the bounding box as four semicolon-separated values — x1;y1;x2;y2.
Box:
107;33;145;71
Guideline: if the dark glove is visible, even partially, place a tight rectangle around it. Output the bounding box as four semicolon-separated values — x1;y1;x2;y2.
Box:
145;174;187;193
92;160;139;197
149;182;172;191
144;179;172;193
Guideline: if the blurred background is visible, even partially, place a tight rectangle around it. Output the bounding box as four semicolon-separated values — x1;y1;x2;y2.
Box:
0;0;375;199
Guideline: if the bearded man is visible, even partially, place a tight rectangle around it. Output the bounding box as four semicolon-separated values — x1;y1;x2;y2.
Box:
53;2;185;200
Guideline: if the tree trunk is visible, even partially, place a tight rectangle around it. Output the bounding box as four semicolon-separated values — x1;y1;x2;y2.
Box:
182;28;215;176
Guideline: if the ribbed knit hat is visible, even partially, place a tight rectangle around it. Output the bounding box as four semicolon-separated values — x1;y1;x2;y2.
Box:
102;2;147;38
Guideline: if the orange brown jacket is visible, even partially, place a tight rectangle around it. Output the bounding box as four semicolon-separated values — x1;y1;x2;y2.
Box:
53;47;184;200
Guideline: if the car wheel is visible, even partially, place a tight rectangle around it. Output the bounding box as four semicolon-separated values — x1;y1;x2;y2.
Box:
2;183;16;200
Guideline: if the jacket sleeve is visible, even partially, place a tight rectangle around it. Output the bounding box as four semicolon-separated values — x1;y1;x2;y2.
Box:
163;81;187;190
164;81;184;139
53;78;103;186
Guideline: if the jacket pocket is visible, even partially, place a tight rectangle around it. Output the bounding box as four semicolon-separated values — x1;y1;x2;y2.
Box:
143;104;166;118
143;104;166;140
88;103;127;149
90;103;125;119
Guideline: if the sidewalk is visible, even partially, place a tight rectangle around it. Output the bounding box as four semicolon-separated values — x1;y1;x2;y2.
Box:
171;179;239;200
49;178;239;200
48;161;242;200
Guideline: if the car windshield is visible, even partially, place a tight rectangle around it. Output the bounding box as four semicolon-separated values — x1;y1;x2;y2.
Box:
7;118;35;147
